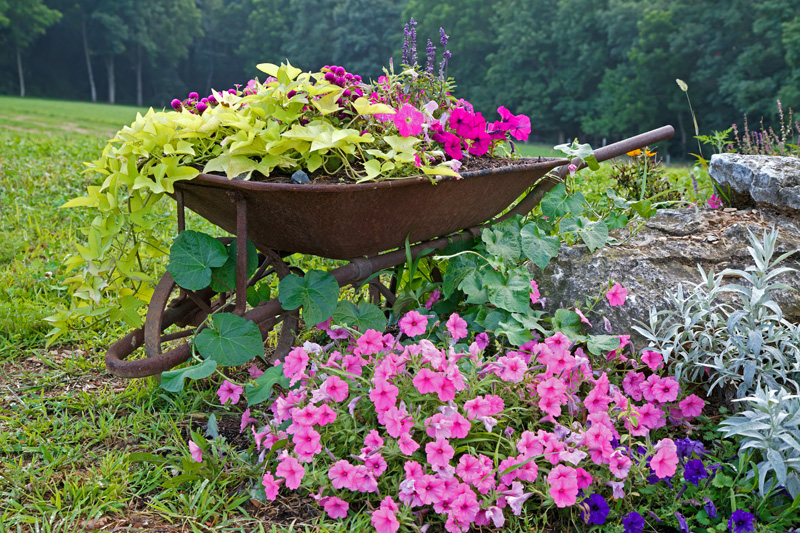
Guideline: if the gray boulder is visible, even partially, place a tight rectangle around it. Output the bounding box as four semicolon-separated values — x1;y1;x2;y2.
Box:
709;153;800;211
530;207;800;351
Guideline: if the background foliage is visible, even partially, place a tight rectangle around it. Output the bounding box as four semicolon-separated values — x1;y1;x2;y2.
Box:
1;0;799;153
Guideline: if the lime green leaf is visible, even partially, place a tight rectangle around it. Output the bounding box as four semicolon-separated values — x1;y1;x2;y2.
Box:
167;230;228;290
160;359;218;392
520;224;560;270
245;365;290;407
353;97;396;115
210;239;259;293
333;301;387;333
278;270;339;326
195;313;264;367
384;135;420;154
421;165;461;178
256;63;280;77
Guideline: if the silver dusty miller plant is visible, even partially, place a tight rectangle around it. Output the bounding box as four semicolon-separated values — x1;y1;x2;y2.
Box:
718;387;800;499
634;227;800;400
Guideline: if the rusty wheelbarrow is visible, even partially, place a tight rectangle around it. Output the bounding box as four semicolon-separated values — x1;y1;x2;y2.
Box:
106;125;674;378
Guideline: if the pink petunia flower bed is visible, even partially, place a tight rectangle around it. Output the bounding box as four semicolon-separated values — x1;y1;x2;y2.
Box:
204;303;706;532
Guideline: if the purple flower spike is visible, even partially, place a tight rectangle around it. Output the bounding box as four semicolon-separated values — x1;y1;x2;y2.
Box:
425;38;436;75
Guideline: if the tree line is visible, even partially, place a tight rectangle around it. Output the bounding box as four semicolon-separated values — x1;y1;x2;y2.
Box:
1;0;798;151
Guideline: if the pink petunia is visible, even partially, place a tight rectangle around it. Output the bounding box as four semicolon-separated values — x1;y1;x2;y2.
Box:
497;355;527;383
678;394;705;418
248;365;265;379
463;395;491;420
364;429;384;451
393;103;424;137
446;313;468;341
358;329;385;355
451;490;480;524
276;455;305;490
365;453;388;477
653;376;680;403
399;310;428;337
371;506;400;533
575;467;593;490
497;106;531;141
544;332;571;355
217;380;243;406
609;451;632;478
292;425;322;458
622;371;646;401
283;347;309;379
320;375;349;403
398;432;420;455
315;404;337;426
328;459;354;489
262;472;283;500
370;379;399;412
606;283;628;307
641;350;664;371
383;406;414;438
467;129;492;156
425;289;442;310
651;442;678;479
322;496;349;519
240;408;258;432
426;437;455;469
549;476;578;508
188;440;203;462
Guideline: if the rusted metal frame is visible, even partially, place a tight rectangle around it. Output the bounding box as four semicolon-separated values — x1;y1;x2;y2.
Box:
228;191;249;316
369;278;397;306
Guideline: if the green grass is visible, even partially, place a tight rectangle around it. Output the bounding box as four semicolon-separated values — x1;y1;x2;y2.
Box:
0;97;713;531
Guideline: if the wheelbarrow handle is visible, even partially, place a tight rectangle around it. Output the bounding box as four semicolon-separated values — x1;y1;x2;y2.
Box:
558;125;674;178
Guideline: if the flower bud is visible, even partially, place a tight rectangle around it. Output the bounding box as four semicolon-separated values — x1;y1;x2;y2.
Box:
170;99;182;111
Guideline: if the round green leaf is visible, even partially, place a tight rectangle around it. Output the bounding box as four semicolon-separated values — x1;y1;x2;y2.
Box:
195;313;264;367
278;270;339;326
167;230;228;290
520;224;560;270
245;365;290;407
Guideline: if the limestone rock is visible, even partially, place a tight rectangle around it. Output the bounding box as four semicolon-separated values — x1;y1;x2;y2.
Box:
530;207;800;351
709;153;800;211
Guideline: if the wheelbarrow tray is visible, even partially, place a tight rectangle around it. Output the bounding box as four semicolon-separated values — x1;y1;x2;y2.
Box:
174;157;567;260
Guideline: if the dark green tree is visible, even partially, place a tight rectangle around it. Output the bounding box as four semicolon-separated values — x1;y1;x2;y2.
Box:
0;0;61;97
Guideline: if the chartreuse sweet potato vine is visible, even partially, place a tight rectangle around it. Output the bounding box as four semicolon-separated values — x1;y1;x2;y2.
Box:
48;59;533;341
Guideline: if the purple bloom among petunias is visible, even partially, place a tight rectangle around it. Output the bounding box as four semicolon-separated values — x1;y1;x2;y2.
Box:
622;511;645;533
581;493;609;525
675;512;689;533
704;498;718;518
684;458;708;486
393;104;424;137
728;510;755;533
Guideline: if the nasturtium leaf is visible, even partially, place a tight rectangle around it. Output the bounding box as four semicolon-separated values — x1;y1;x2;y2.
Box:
520;224;560;270
483;270;531;314
195;313;264;367
333;301;387;333
246;283;271;307
278;270;339;326
167;230;228;290
160;358;218;392
210;239;259;293
552;309;585;341
245;365;289;407
587;334;623;356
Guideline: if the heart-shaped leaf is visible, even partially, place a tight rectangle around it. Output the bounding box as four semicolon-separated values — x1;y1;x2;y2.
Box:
587;334;623;356
483;270;531;314
168;230;228;290
333;301;387;333
195;313;264;367
552;309;585;341
210;239;259;293
520;224;560;270
246;283;271;307
278;270;339;326
160;358;218;392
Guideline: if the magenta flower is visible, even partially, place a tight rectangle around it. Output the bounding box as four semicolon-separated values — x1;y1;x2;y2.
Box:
497;106;531;141
678;394;705;418
357;329;384;355
398;432;420;455
653;376;680;403
369;379;399;412
451;490;480;524
371;506;400;533
606;283;628;307
393;103;424;137
247;364;264;379
467;129;492;156
399;310;428;337
651;439;679;478
707;193;722;209
446;313;468;341
320;375;349;403
292;425;322;458
188;439;203;462
641;350;664;371
276;455;305;490
497;354;527;383
239;408;258;433
322;496;349;519
216;380;243;405
283;347;309;378
328;459;354;489
425;289;441;309
261;472;282;500
426;437;455;468
413;368;442;394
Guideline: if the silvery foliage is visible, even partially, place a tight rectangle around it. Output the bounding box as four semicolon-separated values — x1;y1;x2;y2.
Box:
718;387;800;499
634;227;799;399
